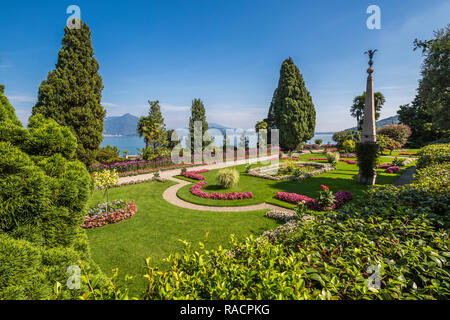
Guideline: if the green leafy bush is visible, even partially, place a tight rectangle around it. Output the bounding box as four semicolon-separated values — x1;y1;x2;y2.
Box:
377;134;402;155
95;145;120;163
416;144;450;168
377;124;412;146
342;139;356;154
332;130;361;149
216;168;240;189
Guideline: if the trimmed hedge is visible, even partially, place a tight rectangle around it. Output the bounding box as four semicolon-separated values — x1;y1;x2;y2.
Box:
416;144;450;168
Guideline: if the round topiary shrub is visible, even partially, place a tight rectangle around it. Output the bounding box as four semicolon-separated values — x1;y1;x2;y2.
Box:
216;168;240;189
326;151;340;166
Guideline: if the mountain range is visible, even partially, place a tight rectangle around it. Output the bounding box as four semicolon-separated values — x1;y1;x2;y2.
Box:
103;114;233;136
346;115;400;131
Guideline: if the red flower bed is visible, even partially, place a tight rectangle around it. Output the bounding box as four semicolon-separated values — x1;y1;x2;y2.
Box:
181;169;210;180
190;181;254;200
274;190;353;211
399;153;417;156
81;201;137;229
309;158;327;161
378;164;391;169
385;166;400;173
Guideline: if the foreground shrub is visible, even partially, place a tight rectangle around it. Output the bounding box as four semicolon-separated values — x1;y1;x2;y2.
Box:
416;144;450;168
0;89;103;299
216;168;240;188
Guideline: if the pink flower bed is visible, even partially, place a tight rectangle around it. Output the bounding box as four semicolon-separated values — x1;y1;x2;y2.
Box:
340;159;357;164
379;164;391;169
190;181;254;200
274;190;353;211
309;158;327;161
385;166;400;173
81;201;137;229
181;169;210;180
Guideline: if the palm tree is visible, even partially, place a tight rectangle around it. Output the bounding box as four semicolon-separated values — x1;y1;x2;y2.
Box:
350;91;385;130
137;118;160;149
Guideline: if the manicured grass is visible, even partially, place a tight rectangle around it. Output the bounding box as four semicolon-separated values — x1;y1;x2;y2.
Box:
382;148;420;157
86;181;281;296
176;154;416;209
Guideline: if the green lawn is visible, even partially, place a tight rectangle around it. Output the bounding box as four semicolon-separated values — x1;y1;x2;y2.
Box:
176;154;415;209
86;153;415;295
86;181;281;296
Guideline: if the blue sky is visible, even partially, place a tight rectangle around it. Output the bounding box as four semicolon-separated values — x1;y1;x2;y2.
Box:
1;0;449;131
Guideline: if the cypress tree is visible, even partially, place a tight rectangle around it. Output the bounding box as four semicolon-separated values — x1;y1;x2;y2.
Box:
32;22;105;165
189;98;210;152
268;57;316;150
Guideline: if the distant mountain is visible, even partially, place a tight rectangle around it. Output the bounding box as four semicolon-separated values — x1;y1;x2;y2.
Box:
346;115;400;131
103;114;233;136
103;113;139;136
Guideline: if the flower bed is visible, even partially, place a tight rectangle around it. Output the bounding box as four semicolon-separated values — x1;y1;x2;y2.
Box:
265;210;298;222
399;153;417;156
190;181;254;200
81;200;137;229
385;166;400;173
248;161;334;181
274;190;353;211
181;169;210;180
89;157;173;173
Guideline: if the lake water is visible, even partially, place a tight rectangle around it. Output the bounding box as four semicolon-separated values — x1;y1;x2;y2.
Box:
101;132;335;156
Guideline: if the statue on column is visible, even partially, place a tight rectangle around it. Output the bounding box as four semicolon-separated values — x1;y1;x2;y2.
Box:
358;49;379;185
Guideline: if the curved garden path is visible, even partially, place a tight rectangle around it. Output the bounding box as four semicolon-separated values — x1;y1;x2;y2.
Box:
163;176;294;212
118;156;295;213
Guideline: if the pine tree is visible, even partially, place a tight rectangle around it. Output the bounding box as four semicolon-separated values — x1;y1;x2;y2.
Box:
268;57;316;150
32;22;105;165
189;98;210;152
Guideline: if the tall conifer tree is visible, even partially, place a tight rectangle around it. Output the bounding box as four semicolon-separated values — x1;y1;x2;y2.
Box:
32;22;105;165
268;57;316;150
189;98;210;151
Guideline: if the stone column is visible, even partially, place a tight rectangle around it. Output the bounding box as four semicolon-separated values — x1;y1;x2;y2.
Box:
362;67;377;143
358;66;378;185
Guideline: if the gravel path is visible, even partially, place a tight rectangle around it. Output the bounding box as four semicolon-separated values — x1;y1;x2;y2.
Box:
163;177;295;212
118;156;294;213
393;166;416;186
